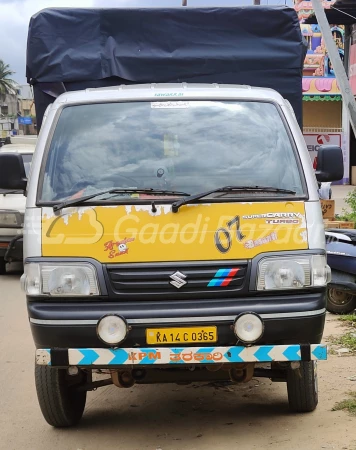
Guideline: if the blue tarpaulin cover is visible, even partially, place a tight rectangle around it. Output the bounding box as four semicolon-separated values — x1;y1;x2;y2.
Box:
26;6;306;130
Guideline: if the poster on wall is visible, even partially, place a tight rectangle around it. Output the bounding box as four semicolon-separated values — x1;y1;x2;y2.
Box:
303;133;349;184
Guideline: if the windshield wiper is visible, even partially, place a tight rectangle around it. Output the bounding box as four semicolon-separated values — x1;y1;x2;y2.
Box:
171;185;296;213
53;188;189;212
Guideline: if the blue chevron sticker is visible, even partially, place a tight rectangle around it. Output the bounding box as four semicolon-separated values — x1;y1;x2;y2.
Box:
195;347;218;364
312;345;327;360
224;347;244;362
169;348;186;365
78;349;100;365
109;349;130;365
253;345;274;362
45;349;51;366
282;345;301;361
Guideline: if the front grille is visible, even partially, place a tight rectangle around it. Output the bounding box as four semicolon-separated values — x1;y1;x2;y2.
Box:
106;261;249;300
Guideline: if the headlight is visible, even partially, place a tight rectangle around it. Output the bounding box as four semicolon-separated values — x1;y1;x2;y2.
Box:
257;255;329;290
0;210;22;227
23;263;99;296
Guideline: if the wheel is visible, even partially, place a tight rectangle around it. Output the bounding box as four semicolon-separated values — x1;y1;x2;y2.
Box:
0;258;6;275
35;365;87;427
327;288;356;314
287;361;318;413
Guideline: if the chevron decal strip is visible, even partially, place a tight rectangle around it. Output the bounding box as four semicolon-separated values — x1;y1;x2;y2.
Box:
36;344;327;366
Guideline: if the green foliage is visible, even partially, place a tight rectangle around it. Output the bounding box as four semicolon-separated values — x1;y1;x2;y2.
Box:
328;331;356;352
0;60;17;96
338;189;356;222
333;391;356;416
338;314;356;325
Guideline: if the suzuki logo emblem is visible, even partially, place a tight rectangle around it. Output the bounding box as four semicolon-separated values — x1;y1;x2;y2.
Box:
169;271;187;289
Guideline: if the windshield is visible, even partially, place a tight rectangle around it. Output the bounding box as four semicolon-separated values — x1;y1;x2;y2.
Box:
40;100;304;202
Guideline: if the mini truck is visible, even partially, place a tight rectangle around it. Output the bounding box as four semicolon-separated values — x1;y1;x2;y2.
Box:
0;6;344;426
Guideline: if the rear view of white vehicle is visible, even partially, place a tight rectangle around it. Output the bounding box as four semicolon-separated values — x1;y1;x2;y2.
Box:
0;143;35;273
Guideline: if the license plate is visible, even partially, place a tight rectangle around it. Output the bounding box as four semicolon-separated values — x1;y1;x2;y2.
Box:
146;327;217;345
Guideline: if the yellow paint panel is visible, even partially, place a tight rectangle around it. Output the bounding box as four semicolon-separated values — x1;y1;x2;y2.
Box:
42;201;308;262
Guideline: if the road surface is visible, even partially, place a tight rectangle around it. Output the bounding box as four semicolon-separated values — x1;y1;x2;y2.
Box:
0;265;355;450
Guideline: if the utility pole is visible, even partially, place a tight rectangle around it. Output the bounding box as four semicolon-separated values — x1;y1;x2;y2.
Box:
311;0;356;138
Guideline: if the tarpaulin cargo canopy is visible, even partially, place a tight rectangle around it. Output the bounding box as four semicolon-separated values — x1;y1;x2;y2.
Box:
26;6;307;130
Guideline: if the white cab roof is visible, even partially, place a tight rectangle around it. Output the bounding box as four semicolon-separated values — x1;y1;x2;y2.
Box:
50;83;286;109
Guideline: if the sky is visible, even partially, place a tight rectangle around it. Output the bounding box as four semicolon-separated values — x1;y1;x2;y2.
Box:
0;0;293;85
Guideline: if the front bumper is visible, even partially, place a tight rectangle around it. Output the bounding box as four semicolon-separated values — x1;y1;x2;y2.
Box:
36;343;327;368
28;291;326;348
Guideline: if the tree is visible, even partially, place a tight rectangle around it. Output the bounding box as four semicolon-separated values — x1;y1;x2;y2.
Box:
0;60;17;97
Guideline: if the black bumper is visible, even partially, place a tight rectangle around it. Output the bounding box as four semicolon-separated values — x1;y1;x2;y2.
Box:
0;235;23;262
28;291;326;348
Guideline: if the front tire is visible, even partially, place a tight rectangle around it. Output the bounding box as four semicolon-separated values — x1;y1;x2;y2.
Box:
35;365;87;427
327;288;356;314
287;361;318;413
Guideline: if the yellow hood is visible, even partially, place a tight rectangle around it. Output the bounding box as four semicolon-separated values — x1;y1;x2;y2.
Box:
42;201;308;262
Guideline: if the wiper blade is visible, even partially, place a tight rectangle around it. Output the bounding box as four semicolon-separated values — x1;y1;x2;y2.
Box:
172;185;296;213
53;188;189;212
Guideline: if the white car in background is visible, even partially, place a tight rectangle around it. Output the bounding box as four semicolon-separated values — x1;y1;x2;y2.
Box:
0;142;36;274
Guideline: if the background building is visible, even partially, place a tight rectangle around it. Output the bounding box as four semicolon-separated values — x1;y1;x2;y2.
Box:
0;84;36;140
294;0;348;184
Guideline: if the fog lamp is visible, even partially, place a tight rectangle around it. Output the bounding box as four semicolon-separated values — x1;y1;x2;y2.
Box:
97;315;128;346
233;313;264;344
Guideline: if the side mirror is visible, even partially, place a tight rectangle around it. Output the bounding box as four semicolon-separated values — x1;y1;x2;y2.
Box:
0;153;27;190
315;145;343;182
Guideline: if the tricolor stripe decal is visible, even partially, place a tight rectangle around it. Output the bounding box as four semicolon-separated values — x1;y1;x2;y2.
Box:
207;268;239;287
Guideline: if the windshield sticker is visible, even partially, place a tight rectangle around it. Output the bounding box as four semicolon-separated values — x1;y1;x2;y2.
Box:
154;93;184;97
243;213;302;220
214;216;244;254
244;232;278;249
265;219;300;224
151;101;190;109
104;237;135;258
